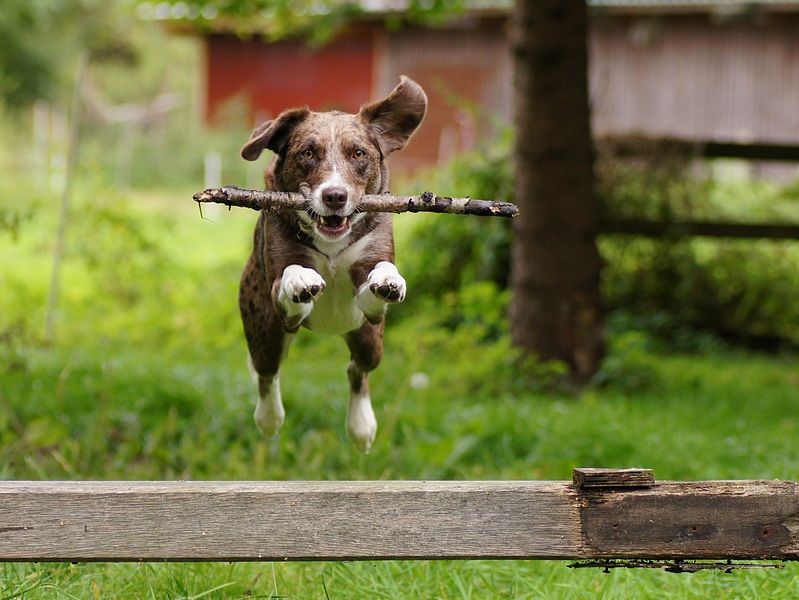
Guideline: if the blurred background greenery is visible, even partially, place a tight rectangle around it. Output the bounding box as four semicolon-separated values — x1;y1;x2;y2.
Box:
1;1;799;597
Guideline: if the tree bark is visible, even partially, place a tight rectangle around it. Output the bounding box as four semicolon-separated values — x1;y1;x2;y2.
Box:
510;0;604;381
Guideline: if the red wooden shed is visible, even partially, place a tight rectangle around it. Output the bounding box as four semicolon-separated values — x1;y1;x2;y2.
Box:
165;1;799;173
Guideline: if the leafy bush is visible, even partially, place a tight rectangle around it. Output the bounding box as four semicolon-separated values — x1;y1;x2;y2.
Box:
402;130;513;289
395;129;513;333
401;126;799;348
595;136;715;223
598;162;799;348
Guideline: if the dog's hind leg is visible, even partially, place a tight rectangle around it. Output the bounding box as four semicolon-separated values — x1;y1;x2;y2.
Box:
346;361;376;453
247;340;292;438
241;253;293;439
344;322;384;453
244;318;293;438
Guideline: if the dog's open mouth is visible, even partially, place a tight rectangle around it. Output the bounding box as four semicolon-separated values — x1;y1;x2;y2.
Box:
317;214;350;237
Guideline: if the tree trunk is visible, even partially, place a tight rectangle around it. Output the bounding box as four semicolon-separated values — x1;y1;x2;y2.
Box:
509;0;604;381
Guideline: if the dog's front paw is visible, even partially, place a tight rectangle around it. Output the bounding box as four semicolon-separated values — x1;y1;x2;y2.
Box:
356;262;405;322
280;265;326;304
277;265;326;330
367;261;406;303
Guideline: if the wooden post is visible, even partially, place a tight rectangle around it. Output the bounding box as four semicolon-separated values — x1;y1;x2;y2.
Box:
45;54;86;342
0;472;797;563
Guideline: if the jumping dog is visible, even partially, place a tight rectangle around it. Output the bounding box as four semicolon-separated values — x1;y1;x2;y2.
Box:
238;77;427;452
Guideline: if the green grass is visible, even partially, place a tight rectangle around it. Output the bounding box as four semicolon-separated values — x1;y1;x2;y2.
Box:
2;555;798;599
2;186;799;597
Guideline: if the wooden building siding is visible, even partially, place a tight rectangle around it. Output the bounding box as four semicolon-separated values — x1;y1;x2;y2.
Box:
199;11;799;171
206;31;374;123
376;19;512;170
590;15;799;144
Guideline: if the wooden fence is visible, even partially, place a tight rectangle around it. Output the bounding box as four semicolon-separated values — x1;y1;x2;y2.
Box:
1;469;797;565
599;137;799;241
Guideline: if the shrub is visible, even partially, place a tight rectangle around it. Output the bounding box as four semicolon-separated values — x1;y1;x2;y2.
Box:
400;127;799;348
396;129;513;330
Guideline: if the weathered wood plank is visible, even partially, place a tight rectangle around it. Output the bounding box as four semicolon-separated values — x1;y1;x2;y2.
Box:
0;481;581;562
1;478;797;563
579;480;799;560
573;468;655;489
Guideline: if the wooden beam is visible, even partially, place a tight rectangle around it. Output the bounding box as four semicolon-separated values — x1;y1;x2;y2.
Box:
0;481;581;562
579;480;799;561
701;141;799;162
573;467;655;489
599;135;799;163
1;475;797;563
600;219;799;240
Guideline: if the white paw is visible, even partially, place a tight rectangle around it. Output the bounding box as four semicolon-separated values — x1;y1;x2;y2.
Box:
252;371;285;438
254;392;285;438
366;261;406;303
278;265;326;323
280;265;326;303
254;401;285;438
346;400;377;454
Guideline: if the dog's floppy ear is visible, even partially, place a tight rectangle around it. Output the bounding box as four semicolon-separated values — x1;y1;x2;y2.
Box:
358;76;427;156
241;107;311;161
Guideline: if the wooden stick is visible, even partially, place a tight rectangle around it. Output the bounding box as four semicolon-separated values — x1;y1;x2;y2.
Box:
193;185;519;218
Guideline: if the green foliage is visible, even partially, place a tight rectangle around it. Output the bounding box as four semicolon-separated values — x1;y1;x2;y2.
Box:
3;559;799;599
3;10;799;593
599;168;799;348
2;179;799;597
595;156;799;347
402;124;799;348
590;328;659;391
1;182;248;352
396;128;514;338
150;0;467;43
0;0;139;108
76;24;246;191
0;2;54;107
0;0;239;191
596;147;714;222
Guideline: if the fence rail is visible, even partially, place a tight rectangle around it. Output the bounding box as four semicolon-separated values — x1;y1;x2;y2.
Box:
600;219;799;240
1;469;797;563
599;136;799;240
601;136;799;163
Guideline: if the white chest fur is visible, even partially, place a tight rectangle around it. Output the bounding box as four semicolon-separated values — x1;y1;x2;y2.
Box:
305;233;376;335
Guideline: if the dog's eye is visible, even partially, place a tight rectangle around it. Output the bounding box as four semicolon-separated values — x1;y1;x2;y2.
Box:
301;149;315;159
352;149;366;160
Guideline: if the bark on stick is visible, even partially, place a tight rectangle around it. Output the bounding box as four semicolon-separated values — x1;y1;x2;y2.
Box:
193;186;519;218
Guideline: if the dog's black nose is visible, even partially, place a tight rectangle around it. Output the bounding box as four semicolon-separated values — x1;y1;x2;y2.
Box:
322;186;348;210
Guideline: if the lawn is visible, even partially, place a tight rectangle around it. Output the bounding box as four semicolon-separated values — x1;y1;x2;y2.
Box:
1;186;799;598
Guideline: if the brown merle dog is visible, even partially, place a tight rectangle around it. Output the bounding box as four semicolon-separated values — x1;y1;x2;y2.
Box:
238;77;427;452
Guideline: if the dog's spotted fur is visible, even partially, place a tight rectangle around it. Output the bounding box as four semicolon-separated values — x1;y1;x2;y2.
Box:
238;77;427;452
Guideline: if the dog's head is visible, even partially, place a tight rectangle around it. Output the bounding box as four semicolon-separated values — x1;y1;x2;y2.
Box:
241;76;427;242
